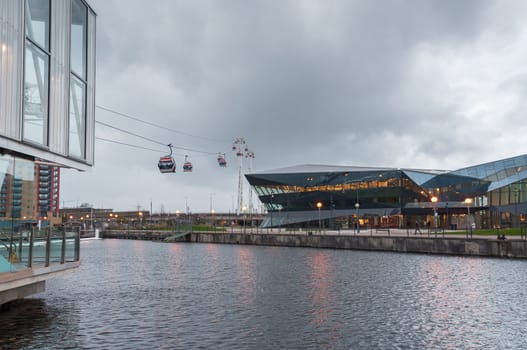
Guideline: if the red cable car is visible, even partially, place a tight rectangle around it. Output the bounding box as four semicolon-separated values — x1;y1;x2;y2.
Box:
217;153;227;167
158;144;176;173
158;156;176;173
183;155;193;172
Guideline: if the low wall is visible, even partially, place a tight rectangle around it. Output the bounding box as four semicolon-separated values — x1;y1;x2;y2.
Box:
100;230;527;259
190;232;527;259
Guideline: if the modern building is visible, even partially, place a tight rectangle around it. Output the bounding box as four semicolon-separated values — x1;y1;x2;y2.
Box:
246;154;527;230
1;0;96;305
36;164;60;221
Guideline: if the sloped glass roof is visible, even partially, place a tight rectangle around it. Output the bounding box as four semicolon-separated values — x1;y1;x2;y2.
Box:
401;170;437;186
451;154;527;181
249;153;527;194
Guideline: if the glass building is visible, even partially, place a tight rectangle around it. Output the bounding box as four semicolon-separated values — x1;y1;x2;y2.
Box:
0;0;96;305
246;154;527;230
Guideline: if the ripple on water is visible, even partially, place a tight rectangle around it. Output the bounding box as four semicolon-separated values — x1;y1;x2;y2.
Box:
1;240;526;349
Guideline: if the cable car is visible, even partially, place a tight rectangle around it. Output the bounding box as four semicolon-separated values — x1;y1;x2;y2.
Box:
158;156;175;173
183;155;193;172
217;153;227;167
158;144;176;173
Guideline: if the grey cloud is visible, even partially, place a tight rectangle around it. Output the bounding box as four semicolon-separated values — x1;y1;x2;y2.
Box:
62;0;527;211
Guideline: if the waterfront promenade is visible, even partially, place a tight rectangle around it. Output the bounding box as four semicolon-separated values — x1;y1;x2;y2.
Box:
101;227;527;259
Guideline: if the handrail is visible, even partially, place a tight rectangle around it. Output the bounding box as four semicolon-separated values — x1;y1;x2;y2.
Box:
0;226;80;272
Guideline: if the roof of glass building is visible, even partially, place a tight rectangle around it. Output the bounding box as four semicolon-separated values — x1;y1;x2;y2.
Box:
249;153;527;193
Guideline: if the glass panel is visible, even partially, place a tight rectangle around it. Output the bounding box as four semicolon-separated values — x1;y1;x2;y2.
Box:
23;41;49;145
69;75;86;159
71;0;87;79
25;0;50;51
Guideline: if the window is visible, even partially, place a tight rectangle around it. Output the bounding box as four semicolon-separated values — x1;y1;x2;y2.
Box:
71;0;87;79
69;0;88;159
25;0;50;50
69;75;86;158
23;0;50;145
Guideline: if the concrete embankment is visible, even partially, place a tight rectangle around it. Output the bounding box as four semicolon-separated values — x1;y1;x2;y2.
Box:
101;230;527;259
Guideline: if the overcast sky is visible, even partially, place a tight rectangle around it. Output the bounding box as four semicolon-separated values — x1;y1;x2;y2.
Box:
61;0;527;214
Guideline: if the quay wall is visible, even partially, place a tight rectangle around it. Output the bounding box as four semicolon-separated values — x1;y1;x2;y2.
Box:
101;230;527;259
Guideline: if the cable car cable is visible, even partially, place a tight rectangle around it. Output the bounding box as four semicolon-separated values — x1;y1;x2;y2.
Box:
96;137;168;154
96;105;228;143
96;120;217;155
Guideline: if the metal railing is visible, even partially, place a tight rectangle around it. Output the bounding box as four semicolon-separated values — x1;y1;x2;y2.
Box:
0;226;80;272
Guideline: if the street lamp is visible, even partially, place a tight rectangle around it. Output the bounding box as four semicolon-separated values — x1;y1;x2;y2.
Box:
316;201;323;233
175;210;180;232
242;206;247;233
270;194;274;231
355;202;360;234
464;197;473;238
431;196;438;237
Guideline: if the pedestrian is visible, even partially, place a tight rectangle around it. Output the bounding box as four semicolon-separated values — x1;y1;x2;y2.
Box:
415;221;421;235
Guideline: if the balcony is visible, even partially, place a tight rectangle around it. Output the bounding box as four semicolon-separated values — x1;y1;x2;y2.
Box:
0;227;80;305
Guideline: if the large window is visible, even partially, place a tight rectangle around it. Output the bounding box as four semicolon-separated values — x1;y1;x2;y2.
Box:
69;75;86;158
23;0;51;145
71;0;87;79
69;0;88;159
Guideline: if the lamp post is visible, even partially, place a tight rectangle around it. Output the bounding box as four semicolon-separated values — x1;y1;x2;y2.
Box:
175;210;180;232
355;202;360;234
316;201;323;233
464;198;472;238
431;196;438;237
514;186;518;229
270;194;274;231
242;206;247;234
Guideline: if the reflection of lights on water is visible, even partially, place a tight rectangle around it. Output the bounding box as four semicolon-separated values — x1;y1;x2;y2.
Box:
416;258;488;345
309;252;334;327
236;247;256;307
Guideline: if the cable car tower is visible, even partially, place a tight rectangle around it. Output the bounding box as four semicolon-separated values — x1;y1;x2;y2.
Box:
245;149;255;215
232;137;248;215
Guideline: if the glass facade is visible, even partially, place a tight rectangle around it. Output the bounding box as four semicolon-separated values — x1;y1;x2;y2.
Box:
23;0;50;145
247;155;527;229
70;0;87;79
0;154;36;224
69;0;88;159
25;0;50;50
69;75;86;158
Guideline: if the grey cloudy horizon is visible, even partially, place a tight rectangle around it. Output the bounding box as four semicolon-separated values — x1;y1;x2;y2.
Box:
61;0;527;213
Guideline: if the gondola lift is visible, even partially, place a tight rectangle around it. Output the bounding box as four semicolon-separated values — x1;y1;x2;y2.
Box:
158;144;176;173
183;155;193;172
217;153;227;167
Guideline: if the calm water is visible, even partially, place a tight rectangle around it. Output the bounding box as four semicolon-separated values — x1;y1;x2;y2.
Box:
1;239;527;349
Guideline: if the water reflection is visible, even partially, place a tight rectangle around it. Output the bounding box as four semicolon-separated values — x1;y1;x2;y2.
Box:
236;246;256;308
1;240;526;349
1;298;81;349
308;251;333;326
307;251;341;347
416;257;524;349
